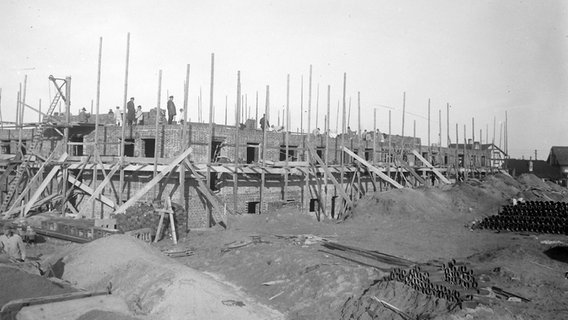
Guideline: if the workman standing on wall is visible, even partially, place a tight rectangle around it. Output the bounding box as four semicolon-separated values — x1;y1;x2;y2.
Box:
0;225;26;262
167;96;176;124
127;97;136;126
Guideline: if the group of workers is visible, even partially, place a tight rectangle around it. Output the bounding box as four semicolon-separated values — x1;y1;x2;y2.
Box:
104;95;184;126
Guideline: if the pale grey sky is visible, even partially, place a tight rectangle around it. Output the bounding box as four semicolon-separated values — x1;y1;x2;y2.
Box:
0;0;567;159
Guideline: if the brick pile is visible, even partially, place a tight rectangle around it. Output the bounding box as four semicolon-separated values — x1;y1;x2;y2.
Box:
114;201;188;237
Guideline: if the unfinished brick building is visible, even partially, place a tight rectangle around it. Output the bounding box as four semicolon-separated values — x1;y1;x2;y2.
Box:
0;75;505;235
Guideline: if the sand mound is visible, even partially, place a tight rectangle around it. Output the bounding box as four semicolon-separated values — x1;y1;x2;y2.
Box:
350;174;568;222
50;235;283;320
0;265;76;307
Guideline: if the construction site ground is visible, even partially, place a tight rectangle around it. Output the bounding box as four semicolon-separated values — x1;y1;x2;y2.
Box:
3;173;568;319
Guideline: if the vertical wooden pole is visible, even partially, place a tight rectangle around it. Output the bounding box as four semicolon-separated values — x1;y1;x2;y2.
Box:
463;124;467;179
335;100;339;134
153;70;162;199
413;120;416;149
357;92;361;153
181;63;190;221
388;110;392;179
438;109;441;165
373;108;377;165
300;76;304;134
427;99;431;162
305;65;312;212
485;124;488;147
401;92;406;138
255;91;258;128
38;99;42;123
93;36;103;218
22;76;27;129
315;83;320;130
455;123;459;171
224;95;228;126
505;110;508;156
340;73;346;197
472;117;475;143
261;85;269;214
348;97;351;131
324;84;330;217
17;90;21;149
119;32;130;206
62;76;71;215
206;53;215;225
284;75;290;201
446;103;450;147
493;116;496;146
233;72;241;214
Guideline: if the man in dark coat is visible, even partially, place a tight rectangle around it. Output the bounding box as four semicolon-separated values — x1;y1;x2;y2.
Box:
126;97;136;126
259;113;269;131
167;96;176;124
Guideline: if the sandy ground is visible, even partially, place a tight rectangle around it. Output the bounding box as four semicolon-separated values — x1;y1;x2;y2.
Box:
2;173;568;319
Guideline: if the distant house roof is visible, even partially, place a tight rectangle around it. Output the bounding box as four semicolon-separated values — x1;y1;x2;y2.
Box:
547;146;568;166
506;159;562;180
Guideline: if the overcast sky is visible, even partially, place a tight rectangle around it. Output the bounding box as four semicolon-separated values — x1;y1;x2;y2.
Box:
0;0;566;159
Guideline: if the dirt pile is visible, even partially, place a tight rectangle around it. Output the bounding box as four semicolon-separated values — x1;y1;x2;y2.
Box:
47;235;283;320
352;173;566;222
340;280;452;320
0;265;76;306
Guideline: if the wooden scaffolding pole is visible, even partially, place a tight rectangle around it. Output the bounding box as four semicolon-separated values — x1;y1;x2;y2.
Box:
340;73;346;203
324;84;330;217
153;70;162;198
233;71;241;214
119;32;130;206
427;99;431;165
260;85;269;214
206;53;215;225
61;76;71;215
181;63;190;216
304;65;312;212
92;36;103;218
284;75;290;200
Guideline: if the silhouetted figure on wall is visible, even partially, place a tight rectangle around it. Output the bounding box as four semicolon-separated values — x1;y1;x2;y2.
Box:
127;97;136;126
259;113;269;131
167;96;176;124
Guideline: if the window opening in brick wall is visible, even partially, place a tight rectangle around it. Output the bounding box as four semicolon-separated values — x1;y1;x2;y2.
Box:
70;134;84;156
246;143;259;164
247;201;259;214
211;140;224;162
143;139;155;158
1;140;11;154
364;148;373;161
331;196;337;219
481;156;486;166
279;145;297;161
309;198;318;212
444;155;448;165
19;140;27;155
123;138;135;157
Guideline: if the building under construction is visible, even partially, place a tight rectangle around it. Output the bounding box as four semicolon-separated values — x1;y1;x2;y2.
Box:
0;75;508;237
